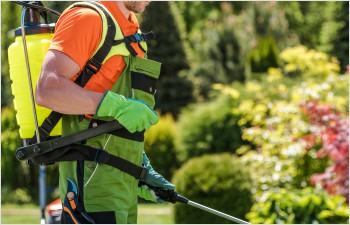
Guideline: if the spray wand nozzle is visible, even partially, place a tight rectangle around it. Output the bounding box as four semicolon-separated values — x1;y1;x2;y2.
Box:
147;185;250;224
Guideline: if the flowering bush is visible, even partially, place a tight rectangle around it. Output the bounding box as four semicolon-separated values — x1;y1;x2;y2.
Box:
279;45;341;78
300;100;349;202
246;187;349;224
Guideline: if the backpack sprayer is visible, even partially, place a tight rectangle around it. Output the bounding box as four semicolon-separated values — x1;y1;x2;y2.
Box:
8;1;250;224
8;1;60;223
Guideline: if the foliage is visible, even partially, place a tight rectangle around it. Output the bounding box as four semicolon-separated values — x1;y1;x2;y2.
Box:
1;107;24;189
324;1;349;73
1;106;36;202
144;113;178;180
1;106;60;204
280;1;349;72
246;187;349;224
183;2;292;99
246;35;280;74
176;95;244;163
140;2;194;117
1;1;21;107
300;100;349;202
240;149;329;198
175;1;348;101
279;45;341;78
185;3;245;99
1;187;32;205
243;2;290;76
214;46;348;198
173;153;254;224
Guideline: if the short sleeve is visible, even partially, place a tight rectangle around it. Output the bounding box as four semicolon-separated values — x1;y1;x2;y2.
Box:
49;7;103;69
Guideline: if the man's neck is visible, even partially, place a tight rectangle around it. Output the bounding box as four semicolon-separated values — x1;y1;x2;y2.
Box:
115;2;131;19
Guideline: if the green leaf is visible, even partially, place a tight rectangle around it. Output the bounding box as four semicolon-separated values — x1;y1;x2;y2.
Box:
262;201;273;216
311;195;322;205
265;213;277;224
299;195;311;208
286;212;296;223
325;198;336;210
317;210;334;219
334;206;350;217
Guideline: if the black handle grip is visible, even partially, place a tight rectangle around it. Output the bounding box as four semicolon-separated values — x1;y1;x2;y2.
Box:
150;186;189;204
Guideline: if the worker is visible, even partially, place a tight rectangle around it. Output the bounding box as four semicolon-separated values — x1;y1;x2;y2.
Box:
36;1;174;223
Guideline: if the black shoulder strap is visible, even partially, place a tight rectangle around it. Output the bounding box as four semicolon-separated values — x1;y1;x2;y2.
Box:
29;2;116;145
73;1;116;87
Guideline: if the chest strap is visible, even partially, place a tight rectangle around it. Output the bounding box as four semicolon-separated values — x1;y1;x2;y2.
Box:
113;32;156;57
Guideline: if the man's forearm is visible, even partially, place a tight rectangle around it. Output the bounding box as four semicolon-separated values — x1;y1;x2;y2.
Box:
36;76;104;114
36;49;104;115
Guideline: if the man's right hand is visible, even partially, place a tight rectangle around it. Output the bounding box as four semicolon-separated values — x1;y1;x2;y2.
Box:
96;91;159;133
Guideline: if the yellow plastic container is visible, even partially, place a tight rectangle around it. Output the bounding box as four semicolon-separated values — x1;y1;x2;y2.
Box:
8;32;62;139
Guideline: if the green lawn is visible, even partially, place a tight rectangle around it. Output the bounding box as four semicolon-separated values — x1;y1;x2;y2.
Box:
1;203;174;224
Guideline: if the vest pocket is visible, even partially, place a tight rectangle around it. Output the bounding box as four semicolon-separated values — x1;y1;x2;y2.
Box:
130;57;161;108
131;57;161;78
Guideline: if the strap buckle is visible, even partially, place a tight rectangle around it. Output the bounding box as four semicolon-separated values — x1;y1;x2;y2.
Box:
125;33;143;43
139;165;148;181
133;33;142;42
85;58;102;75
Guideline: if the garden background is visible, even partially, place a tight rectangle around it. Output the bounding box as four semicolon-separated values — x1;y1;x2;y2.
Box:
1;1;349;224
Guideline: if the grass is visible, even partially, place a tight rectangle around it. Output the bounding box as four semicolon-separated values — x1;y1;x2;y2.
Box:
138;203;174;224
1;203;174;224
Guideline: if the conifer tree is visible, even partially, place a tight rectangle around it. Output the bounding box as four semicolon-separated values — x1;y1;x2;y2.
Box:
140;2;194;117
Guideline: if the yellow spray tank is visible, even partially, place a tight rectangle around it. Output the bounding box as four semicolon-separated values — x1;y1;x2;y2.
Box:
8;6;61;139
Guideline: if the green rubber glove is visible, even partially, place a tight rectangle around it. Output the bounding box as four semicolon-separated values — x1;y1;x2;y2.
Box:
96;91;159;133
138;151;175;203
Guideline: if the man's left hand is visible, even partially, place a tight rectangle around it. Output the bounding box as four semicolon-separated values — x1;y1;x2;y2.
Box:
138;152;175;203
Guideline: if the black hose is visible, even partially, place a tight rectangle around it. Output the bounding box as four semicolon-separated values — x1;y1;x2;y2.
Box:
13;1;61;17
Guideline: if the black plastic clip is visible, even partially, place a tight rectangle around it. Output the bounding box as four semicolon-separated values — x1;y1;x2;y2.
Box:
85;58;102;75
139;165;148;181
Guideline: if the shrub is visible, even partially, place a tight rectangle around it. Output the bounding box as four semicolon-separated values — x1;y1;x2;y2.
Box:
1;106;60;204
1;186;32;205
144;113;178;180
173;153;254;224
300;100;349;202
176;96;243;163
279;45;341;78
240;150;329;197
1;107;23;189
246;187;349;224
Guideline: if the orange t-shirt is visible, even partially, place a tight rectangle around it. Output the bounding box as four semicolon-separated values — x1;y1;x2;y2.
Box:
49;1;144;93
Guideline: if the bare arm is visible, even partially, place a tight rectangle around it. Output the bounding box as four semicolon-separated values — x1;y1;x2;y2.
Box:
36;49;104;114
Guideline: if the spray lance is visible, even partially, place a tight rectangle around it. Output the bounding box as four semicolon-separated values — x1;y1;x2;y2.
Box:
150;186;250;224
